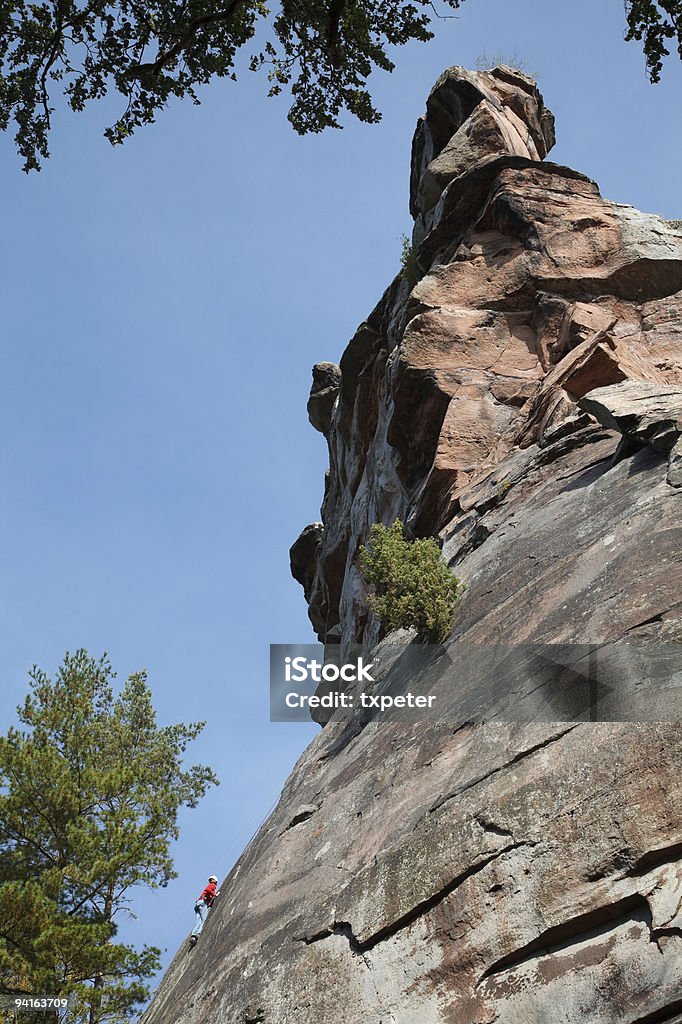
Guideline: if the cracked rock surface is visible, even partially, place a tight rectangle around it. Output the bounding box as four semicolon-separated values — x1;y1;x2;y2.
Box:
578;380;682;486
141;713;682;1024
141;66;682;1024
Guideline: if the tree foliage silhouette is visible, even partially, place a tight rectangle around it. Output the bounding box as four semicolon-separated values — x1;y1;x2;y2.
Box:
0;1;679;170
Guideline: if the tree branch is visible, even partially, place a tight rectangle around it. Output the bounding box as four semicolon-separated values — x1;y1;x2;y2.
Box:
38;4;67;128
326;0;346;66
126;0;246;78
426;1;459;20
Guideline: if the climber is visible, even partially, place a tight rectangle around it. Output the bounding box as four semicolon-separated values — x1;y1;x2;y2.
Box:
189;874;220;947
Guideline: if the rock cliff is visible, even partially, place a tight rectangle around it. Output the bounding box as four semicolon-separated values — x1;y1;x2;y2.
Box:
141;67;682;1024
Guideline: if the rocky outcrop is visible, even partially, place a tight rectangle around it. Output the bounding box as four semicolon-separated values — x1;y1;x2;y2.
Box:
141;67;682;1024
307;362;341;437
290;65;682;650
289;522;325;631
579;380;682;486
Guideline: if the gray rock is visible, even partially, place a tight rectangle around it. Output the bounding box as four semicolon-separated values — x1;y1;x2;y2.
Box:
579;380;682;452
307;362;341;436
668;436;682;487
289;523;323;603
142;583;682;1024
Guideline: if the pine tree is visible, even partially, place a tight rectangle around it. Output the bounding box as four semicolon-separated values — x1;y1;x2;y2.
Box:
0;650;218;1023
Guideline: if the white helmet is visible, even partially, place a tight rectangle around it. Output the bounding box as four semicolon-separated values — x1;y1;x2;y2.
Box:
208;875;218;882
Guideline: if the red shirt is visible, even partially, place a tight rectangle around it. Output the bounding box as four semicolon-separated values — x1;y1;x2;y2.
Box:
198;881;217;905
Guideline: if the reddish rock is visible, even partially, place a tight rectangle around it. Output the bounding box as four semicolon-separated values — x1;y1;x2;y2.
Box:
295;64;682;648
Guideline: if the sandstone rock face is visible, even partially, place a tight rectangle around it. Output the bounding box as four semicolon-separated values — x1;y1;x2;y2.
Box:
142;67;682;1024
291;66;682;650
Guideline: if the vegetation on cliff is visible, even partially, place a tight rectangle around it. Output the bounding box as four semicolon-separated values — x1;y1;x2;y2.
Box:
360;520;464;643
0;650;218;1023
399;234;420;287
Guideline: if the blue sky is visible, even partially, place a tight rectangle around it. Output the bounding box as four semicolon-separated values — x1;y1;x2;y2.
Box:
1;0;681;990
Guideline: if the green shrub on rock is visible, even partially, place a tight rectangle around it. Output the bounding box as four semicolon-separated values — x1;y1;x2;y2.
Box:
360;520;465;643
399;234;420;286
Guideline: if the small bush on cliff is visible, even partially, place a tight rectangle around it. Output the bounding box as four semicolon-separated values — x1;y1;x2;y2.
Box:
400;234;421;287
360;520;464;642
